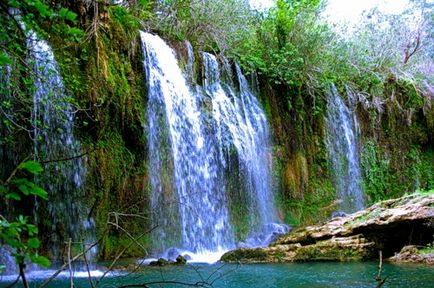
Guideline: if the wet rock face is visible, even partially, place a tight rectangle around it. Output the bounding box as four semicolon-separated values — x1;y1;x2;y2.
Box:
221;193;434;263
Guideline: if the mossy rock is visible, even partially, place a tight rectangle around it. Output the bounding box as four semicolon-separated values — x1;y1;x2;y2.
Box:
149;258;173;266
221;248;268;263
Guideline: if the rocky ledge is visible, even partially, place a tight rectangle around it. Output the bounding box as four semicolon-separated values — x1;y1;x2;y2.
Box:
389;245;434;265
221;193;434;263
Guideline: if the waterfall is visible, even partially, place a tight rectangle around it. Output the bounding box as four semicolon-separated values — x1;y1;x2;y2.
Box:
203;53;286;247
141;32;234;258
27;30;96;260
141;31;285;260
325;84;365;213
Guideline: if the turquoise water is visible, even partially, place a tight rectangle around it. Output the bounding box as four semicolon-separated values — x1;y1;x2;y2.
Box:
1;262;433;287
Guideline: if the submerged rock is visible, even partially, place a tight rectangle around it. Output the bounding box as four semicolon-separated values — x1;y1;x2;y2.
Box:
221;193;434;263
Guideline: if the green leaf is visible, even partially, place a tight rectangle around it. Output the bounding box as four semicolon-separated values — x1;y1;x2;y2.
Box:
27;238;40;249
66;27;84;37
6;192;21;201
0;52;12;66
19;161;43;174
30;185;48;200
32;0;52;18
27;224;38;236
17;215;27;224
30;255;50;267
18;184;30;195
59;7;77;22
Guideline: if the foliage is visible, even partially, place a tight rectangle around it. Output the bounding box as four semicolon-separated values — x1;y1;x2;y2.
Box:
0;0;85;146
0;161;50;274
323;3;433;100
361;140;434;203
360;141;390;203
235;0;325;88
153;0;257;52
3;0;84;41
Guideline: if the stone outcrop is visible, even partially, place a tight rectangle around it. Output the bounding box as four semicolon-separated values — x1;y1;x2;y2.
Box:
389;245;434;265
221;193;434;263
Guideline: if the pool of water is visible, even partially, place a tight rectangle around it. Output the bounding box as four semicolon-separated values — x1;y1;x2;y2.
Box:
1;262;433;287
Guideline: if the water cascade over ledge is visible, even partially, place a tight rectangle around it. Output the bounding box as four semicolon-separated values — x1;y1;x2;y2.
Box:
141;32;286;261
203;53;287;247
27;29;95;260
141;32;234;259
325;85;365;213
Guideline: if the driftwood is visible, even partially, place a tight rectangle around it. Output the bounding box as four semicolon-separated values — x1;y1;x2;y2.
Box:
375;250;387;288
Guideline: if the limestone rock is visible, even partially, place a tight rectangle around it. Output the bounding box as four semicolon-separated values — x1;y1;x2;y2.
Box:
221;235;374;263
221;193;434;263
389;245;434;265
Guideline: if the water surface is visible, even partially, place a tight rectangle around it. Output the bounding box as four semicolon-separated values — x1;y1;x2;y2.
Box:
1;262;432;287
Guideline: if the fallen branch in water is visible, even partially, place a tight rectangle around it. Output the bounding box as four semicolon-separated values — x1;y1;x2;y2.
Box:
375;250;387;288
94;225;158;287
118;280;214;288
39;237;102;288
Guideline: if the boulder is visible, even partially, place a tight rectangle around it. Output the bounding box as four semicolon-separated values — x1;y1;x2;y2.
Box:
175;255;187;265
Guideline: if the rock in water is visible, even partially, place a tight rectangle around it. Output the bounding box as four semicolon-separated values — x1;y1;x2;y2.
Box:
149;258;172;266
175;255;187;265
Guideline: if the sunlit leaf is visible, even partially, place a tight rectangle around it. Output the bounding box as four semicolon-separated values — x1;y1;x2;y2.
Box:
19;161;43;174
59;7;77;22
0;52;12;66
30;255;50;267
27;238;40;249
30;185;48;200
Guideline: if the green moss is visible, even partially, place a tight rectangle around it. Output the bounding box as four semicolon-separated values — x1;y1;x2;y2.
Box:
419;247;434;255
221;248;268;262
280;178;335;226
349;209;383;226
294;245;369;262
360;139;434;204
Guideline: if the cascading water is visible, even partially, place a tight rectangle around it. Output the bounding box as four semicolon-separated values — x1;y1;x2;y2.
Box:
325;84;365;213
203;53;286;246
141;31;285;260
141;32;234;259
27;30;96;260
